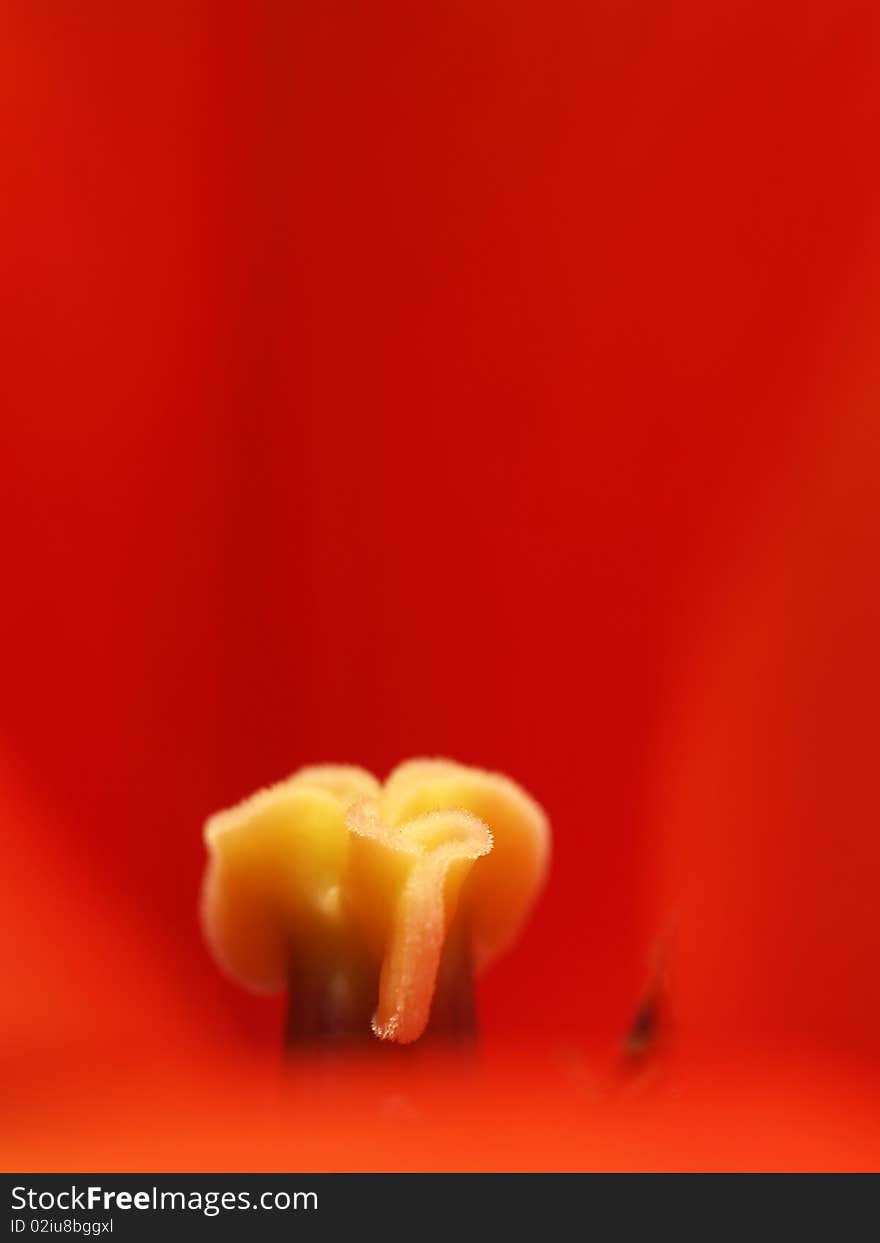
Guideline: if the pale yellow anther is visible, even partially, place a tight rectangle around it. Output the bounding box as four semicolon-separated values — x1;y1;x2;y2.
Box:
345;800;492;1043
380;760;551;972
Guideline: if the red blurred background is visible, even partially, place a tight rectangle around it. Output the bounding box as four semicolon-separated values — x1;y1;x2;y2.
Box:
2;1;879;1169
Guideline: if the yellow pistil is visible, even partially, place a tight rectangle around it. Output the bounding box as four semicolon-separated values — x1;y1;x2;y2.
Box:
201;759;550;1045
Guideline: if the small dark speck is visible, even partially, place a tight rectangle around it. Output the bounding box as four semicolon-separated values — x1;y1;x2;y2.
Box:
623;993;661;1060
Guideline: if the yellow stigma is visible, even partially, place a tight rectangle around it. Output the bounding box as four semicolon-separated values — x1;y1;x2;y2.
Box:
201;759;550;1044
